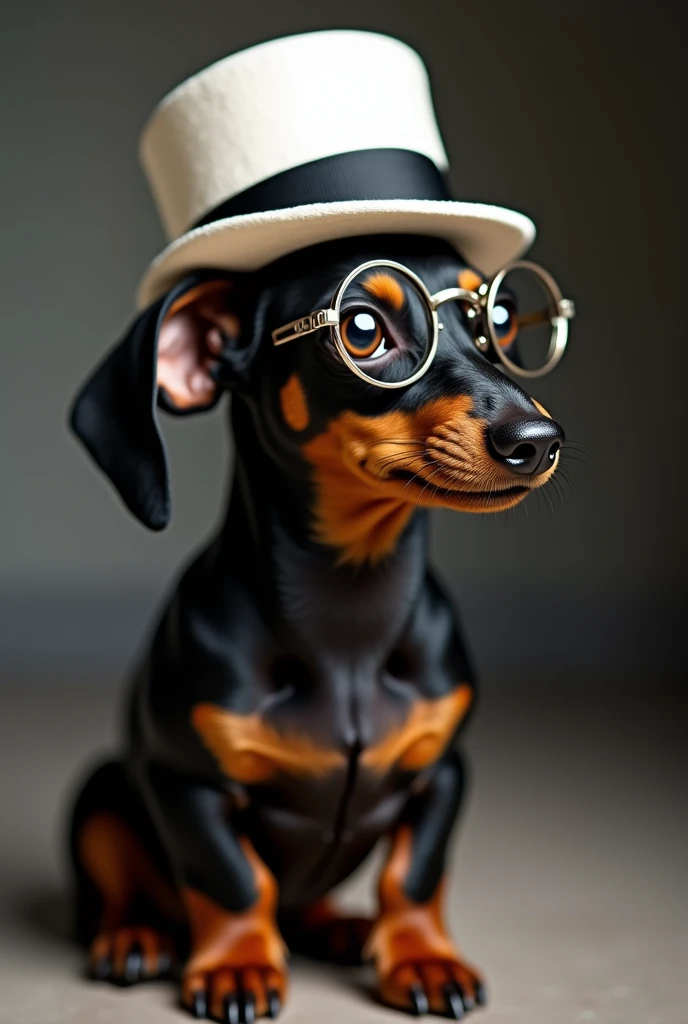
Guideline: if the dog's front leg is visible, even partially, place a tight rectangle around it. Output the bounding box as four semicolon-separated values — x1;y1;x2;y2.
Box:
366;753;486;1019
144;762;287;1021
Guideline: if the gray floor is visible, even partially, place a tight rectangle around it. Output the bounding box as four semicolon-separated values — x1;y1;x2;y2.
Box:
0;680;685;1024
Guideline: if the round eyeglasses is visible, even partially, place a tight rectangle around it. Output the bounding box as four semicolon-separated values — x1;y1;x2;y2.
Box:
271;259;575;388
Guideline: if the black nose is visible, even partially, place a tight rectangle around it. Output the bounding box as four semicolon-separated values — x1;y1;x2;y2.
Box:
489;417;565;476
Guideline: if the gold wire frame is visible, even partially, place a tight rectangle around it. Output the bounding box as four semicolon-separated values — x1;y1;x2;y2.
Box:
272;258;575;387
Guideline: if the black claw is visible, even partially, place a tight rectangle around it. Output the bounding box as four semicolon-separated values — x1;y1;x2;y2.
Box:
443;983;465;1020
242;991;256;1024
266;989;281;1018
474;982;487;1007
122;945;143;985
223;995;240;1024
454;981;473;1012
190;990;207;1019
409;984;429;1016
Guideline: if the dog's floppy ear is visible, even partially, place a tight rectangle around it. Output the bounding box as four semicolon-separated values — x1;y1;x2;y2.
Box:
69;272;247;530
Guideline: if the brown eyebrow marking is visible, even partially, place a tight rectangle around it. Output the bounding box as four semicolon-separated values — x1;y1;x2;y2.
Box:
363;272;405;310
458;269;483;292
279;374;310;432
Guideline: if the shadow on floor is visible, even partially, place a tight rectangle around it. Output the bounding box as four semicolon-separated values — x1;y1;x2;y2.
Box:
11;886;74;946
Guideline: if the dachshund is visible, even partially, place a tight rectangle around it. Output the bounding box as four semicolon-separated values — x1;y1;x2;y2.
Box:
68;231;565;1022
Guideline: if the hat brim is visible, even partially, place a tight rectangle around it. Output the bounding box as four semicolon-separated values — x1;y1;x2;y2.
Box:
136;199;535;309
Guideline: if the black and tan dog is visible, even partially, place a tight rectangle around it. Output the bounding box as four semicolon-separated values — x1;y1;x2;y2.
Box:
69;233;564;1022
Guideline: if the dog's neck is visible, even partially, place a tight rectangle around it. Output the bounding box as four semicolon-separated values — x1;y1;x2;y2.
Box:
212;399;429;636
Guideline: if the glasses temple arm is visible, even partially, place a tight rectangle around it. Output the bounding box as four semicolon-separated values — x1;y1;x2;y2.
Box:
272;308;339;346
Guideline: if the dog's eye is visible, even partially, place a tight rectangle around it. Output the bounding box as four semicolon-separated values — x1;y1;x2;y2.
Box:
340;311;388;360
491;299;518;349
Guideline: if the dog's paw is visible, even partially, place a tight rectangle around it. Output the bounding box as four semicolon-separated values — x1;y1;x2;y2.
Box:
365;910;486;1018
88;925;175;985
378;957;486;1018
182;964;288;1022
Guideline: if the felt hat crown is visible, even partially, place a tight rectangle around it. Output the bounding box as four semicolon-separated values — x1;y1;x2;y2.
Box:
137;29;535;309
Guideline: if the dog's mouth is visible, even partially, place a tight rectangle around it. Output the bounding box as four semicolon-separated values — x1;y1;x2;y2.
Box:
384;467;530;503
352;460;533;512
300;402;556;563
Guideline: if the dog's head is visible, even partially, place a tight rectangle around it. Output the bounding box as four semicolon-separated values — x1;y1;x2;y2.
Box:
71;234;565;563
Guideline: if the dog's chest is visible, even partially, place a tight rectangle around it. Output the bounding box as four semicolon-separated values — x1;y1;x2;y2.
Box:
193;665;471;908
185;538;471;906
192;525;470;783
163;523;473;905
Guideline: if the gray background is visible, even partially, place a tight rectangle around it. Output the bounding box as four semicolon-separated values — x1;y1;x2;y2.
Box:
1;0;686;684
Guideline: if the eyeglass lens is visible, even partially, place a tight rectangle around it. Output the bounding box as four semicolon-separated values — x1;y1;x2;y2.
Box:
489;267;556;373
338;266;434;385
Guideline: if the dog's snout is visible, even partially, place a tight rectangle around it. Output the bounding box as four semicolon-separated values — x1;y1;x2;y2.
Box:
488;417;564;476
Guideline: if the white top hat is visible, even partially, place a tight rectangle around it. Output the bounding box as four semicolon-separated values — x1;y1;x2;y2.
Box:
136;30;535;309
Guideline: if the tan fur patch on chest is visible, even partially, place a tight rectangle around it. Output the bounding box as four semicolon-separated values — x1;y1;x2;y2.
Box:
192;703;346;783
362;684;473;772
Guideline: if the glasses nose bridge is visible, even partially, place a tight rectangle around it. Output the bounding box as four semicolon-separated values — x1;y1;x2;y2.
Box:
429;286;483;315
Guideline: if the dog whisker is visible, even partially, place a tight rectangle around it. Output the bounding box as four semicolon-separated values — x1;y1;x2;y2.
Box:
372;436;430;447
549;475;566;508
555;464;576;493
559;451;589;467
414;474;434;509
401;470;429;498
563;440;590;450
375;450;432;471
426;438;476;460
372;453;439;481
544;482;556;516
493;483;501;526
426;454;478;474
427;442;474;461
561;441;592;460
561;441;591;454
418;463;452;493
